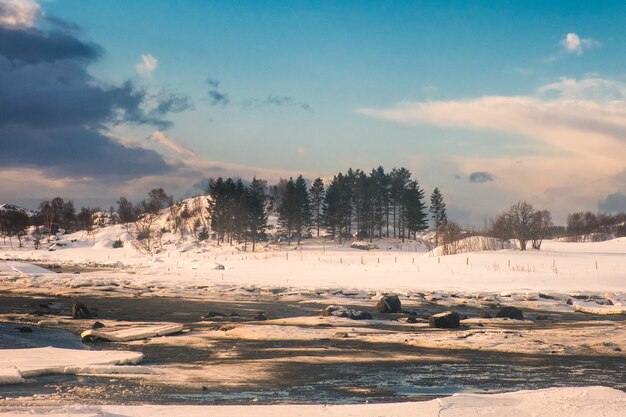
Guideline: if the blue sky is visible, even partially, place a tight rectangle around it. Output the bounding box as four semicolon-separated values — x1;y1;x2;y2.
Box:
2;0;626;224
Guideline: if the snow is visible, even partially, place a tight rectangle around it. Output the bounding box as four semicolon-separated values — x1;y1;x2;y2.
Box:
81;323;184;342
1;226;626;413
3;386;625;416
0;347;144;384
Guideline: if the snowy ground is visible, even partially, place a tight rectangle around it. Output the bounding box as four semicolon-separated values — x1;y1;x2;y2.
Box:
0;228;625;414
3;386;626;417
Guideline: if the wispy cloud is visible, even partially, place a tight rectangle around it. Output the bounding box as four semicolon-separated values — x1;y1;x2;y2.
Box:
206;77;229;106
148;131;196;158
357;76;626;221
136;54;158;75
242;95;311;111
560;32;601;55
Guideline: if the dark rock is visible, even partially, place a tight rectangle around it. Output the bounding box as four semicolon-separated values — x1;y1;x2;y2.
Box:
479;311;492;319
566;298;573;305
322;305;372;320
202;386;208;391
592;298;613;306
71;302;93;319
229;312;240;317
376;295;402;313
17;326;32;333
535;315;550;321
429;311;460;329
538;293;556;300
214;264;225;270
38;303;50;309
253;312;267;321
92;321;105;329
406;316;418;324
205;311;226;318
495;306;524;320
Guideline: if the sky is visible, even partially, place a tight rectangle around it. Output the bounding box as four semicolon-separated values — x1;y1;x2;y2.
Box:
1;0;626;225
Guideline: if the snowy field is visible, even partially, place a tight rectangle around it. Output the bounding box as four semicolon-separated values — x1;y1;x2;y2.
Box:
0;227;625;415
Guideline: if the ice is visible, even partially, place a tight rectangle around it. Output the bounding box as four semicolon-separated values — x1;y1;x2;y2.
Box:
81;323;185;342
0;346;144;384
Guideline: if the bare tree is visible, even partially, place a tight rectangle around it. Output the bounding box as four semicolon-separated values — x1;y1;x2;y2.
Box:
131;212;163;256
530;210;552;250
505;201;551;251
439;221;463;255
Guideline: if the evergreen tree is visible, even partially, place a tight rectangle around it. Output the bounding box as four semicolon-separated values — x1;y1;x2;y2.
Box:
389;168;412;239
278;175;311;245
323;173;351;243
61;200;76;231
245;178;269;251
117;197;135;224
403;180;428;240
429;187;448;245
309;178;325;237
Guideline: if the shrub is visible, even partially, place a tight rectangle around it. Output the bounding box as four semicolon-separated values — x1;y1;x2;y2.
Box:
112;238;124;248
197;227;209;241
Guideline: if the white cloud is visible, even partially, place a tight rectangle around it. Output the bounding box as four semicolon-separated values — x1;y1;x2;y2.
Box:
357;76;626;222
136;54;158;75
0;0;42;28
148;131;196;158
561;33;601;55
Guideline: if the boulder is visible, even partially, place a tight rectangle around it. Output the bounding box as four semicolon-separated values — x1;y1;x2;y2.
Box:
376;295;402;313
479;310;492;319
92;321;105;329
71;302;93;319
253;312;267;321
406;316;418;324
322;305;372;320
495;306;524;320
429;311;460;329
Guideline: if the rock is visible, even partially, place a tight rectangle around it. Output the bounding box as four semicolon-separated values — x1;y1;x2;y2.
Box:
92;321;105;329
429;311;460;329
535;315;550;321
71;302;93;319
376;295;402;313
17;326;32;333
495;306;524;320
406;316;418;324
479;311;492;319
253;312;267;321
214;264;225;270
350;241;379;251
333;331;349;338
321;305;372;320
538;293;556;300
566;298;573;305
204;311;226;319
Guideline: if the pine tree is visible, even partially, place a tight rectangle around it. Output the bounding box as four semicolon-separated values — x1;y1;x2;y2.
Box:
323;173;352;243
429;187;448;245
278;178;298;245
389;168;412;239
309;178;325;237
246;178;269;251
403;180;428;241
